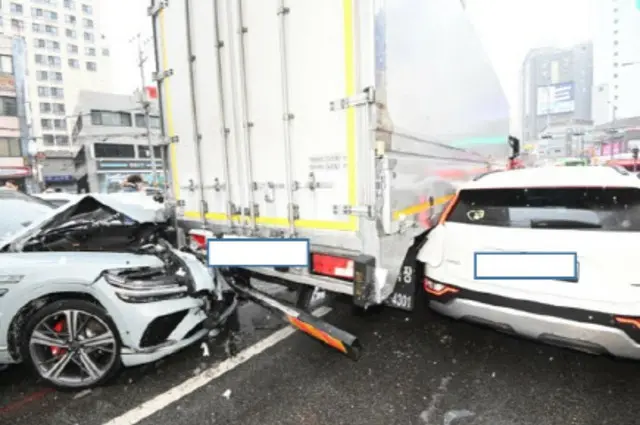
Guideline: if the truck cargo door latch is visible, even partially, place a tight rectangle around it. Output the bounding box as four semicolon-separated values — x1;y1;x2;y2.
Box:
329;87;375;111
333;204;374;219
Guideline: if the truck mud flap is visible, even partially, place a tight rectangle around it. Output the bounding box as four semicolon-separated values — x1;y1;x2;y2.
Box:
217;268;362;361
384;228;434;312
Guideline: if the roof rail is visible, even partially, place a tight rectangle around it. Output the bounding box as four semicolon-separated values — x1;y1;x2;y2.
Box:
472;169;504;181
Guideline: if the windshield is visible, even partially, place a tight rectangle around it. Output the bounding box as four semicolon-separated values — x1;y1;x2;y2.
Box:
0;190;56;240
447;187;640;231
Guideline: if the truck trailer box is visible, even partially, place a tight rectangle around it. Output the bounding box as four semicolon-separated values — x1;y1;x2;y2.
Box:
149;0;509;309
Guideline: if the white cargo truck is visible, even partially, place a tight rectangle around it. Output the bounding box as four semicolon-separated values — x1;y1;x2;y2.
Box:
149;0;510;315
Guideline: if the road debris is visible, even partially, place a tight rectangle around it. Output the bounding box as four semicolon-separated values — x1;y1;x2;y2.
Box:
222;389;232;399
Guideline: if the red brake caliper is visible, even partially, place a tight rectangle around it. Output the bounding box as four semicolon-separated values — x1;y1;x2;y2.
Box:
50;320;67;356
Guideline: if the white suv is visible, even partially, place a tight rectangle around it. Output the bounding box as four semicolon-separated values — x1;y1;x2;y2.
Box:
417;165;640;358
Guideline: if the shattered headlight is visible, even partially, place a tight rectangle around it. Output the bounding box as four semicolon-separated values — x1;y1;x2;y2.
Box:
103;267;189;303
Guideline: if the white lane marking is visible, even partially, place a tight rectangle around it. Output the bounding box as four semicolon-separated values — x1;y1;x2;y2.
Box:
103;306;333;425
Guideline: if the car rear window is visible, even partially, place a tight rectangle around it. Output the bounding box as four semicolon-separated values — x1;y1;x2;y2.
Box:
446;187;640;231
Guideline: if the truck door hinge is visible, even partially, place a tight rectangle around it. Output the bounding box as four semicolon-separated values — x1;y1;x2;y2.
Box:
289;203;300;220
152;69;174;82
333;204;374;219
329;86;375;111
243;204;260;218
148;0;168;17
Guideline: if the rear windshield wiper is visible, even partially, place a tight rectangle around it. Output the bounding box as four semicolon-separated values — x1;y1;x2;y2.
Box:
530;219;601;229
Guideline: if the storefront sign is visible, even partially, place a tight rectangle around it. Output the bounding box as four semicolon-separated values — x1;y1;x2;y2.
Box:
0;166;31;178
44;174;75;183
96;160;163;171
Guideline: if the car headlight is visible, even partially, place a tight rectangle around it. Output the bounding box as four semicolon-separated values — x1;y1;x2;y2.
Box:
103;267;189;303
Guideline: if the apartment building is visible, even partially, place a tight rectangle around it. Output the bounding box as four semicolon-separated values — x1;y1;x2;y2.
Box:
72;90;164;193
0;34;30;190
591;0;640;125
1;0;113;152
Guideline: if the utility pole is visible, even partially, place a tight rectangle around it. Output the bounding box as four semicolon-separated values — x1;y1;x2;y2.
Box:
131;33;158;187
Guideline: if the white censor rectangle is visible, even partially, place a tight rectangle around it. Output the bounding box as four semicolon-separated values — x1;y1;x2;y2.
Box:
474;252;578;280
207;238;310;268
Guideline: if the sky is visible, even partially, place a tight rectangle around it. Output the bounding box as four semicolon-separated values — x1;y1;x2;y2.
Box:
101;0;153;95
101;0;593;119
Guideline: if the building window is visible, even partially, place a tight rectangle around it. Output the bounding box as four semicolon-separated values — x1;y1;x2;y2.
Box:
0;97;18;116
43;134;55;145
49;40;60;51
41;118;53;129
52;72;63;82
66;28;76;38
135;114;161;129
38;86;50;97
35;54;46;64
614;95;619;100
65;14;76;24
614;73;618;78
614;51;619;56
45;10;58;21
54;119;66;130
613;19;619;24
56;135;70;145
64;0;76;9
53;103;65;114
10;3;24;14
45;25;58;35
83;18;93;28
83;32;94;42
81;4;93;14
0;55;14;74
48;55;61;68
68;58;79;68
85;47;96;56
94;143;136;158
32;7;44;18
51;87;64;98
614;40;619;45
0;138;22;157
614;62;619;67
36;70;48;81
91;110;133;127
102;48;109;56
138;145;162;158
12;19;25;31
68;44;78;54
34;38;46;48
86;61;97;71
40;102;52;113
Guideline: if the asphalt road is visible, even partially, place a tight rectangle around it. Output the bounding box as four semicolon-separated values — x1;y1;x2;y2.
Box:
2;297;640;425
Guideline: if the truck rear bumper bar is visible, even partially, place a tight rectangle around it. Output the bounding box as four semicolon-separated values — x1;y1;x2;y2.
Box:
215;267;362;360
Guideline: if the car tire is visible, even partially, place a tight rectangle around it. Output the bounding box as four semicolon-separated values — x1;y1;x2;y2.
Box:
20;299;122;391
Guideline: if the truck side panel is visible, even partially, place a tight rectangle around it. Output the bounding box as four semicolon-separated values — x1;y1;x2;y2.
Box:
156;0;366;238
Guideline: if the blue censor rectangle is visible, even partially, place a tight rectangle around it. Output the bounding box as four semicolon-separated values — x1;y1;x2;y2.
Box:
207;238;310;268
474;252;578;280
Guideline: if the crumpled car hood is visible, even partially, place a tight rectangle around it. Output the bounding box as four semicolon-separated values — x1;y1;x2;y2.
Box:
0;193;170;250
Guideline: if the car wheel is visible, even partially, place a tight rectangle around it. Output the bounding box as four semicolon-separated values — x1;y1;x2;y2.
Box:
20;299;122;390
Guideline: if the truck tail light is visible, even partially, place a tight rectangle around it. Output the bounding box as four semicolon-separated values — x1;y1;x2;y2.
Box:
188;229;213;251
311;254;354;279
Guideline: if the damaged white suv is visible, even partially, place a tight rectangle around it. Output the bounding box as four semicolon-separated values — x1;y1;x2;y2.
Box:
418;166;640;359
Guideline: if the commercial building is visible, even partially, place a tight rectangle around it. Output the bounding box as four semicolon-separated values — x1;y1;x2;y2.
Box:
0;34;30;190
72;89;165;193
1;0;113;152
591;0;640;125
519;43;594;148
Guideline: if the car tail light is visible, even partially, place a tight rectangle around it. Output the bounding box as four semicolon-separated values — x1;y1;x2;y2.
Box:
423;277;459;296
437;191;460;225
311;254;354;279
